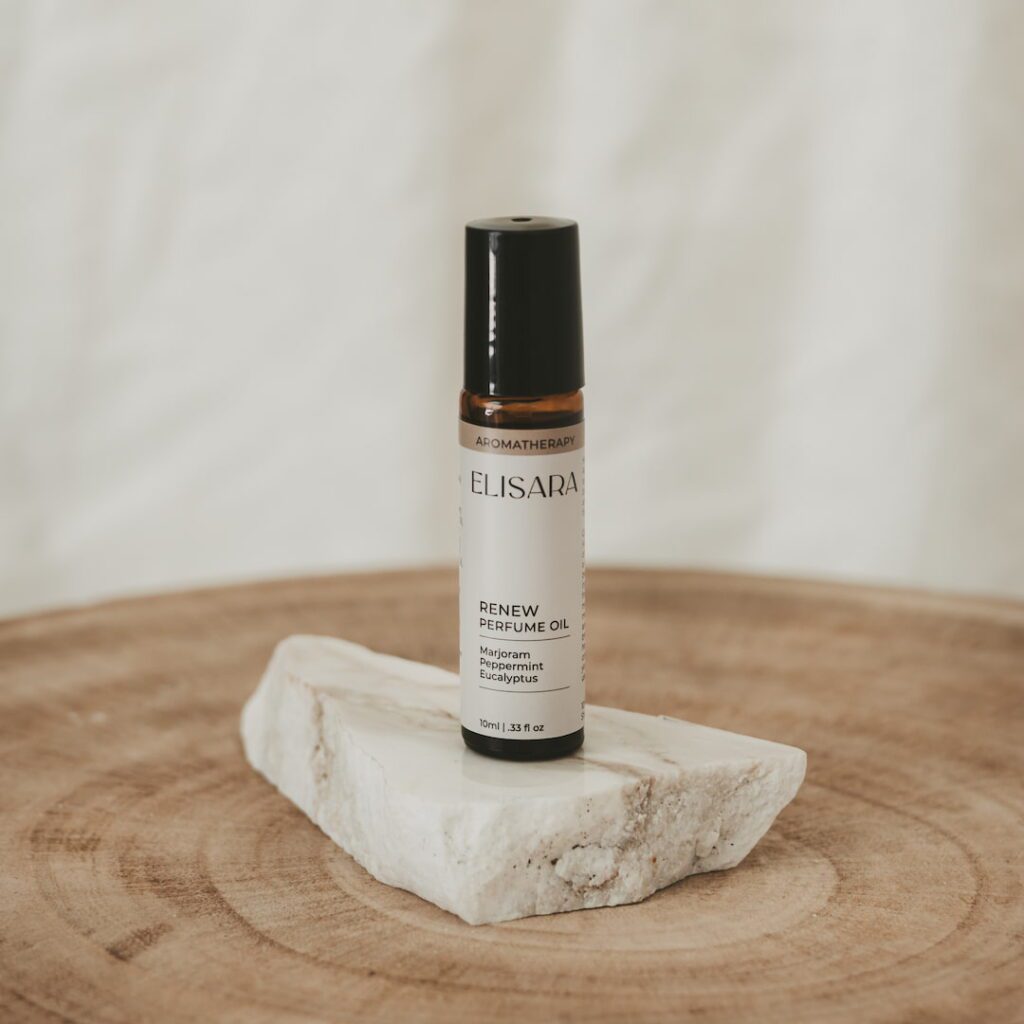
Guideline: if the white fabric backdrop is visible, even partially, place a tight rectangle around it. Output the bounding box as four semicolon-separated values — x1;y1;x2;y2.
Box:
2;0;1022;616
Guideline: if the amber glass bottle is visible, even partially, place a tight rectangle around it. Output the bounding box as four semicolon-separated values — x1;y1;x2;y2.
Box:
459;217;585;760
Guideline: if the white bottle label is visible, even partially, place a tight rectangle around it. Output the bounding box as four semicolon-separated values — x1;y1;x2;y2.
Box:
459;421;585;740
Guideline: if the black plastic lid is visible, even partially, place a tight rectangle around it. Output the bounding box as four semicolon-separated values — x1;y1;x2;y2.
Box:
464;216;584;397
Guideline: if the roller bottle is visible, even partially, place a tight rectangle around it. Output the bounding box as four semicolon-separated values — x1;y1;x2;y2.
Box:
459;216;586;760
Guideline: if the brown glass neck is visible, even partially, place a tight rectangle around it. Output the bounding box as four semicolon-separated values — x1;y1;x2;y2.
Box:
459;389;583;430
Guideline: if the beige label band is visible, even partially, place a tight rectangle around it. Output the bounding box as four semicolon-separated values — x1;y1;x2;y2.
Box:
459;422;584;455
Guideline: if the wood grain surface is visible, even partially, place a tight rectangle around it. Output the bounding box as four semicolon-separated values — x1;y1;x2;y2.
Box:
0;569;1021;1023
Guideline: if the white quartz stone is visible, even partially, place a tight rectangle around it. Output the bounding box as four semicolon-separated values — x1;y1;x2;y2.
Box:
241;635;806;925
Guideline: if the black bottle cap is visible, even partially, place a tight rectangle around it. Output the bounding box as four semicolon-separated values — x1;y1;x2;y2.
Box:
464;216;584;397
